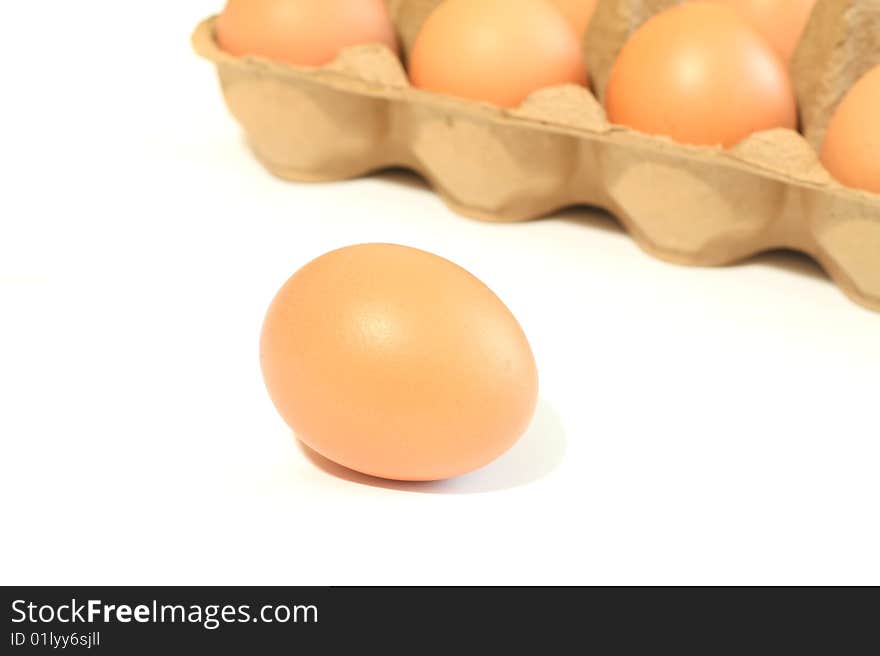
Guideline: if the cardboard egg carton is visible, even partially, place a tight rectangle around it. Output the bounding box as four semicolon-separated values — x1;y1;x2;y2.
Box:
193;0;880;311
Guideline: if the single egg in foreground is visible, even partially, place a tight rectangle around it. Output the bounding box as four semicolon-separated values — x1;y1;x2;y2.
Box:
260;244;539;482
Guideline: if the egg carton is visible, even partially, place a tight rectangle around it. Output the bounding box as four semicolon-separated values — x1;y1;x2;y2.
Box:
192;0;880;311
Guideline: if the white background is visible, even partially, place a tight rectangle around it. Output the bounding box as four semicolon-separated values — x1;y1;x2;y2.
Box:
1;1;878;586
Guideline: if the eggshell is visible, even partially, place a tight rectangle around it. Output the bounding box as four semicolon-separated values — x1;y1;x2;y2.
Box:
216;0;397;67
711;0;817;63
409;0;588;108
605;2;798;148
820;64;880;194
550;0;599;36
260;244;539;482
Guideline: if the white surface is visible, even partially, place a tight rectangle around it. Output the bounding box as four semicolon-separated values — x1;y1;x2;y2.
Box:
1;2;879;586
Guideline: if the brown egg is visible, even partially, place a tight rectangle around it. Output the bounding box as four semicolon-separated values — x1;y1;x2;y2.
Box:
260;244;539;482
550;0;599;37
216;0;398;67
710;0;817;63
605;2;798;148
821;65;880;194
409;0;588;108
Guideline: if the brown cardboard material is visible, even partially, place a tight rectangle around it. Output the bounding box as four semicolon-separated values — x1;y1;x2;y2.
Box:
192;0;880;311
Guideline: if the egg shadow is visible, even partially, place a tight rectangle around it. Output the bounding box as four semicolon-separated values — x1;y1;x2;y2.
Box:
737;248;830;282
367;167;432;193
372;170;629;235
296;399;566;494
551;204;629;236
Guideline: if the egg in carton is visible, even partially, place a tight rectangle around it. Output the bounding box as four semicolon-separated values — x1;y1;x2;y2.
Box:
192;0;880;312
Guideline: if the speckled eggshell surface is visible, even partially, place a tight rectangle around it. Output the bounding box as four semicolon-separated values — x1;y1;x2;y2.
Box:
260;244;539;482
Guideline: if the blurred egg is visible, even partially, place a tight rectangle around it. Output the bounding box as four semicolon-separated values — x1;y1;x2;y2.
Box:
216;0;398;67
409;0;588;107
821;65;880;194
550;0;599;37
605;2;798;147
710;0;817;63
260;244;539;482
